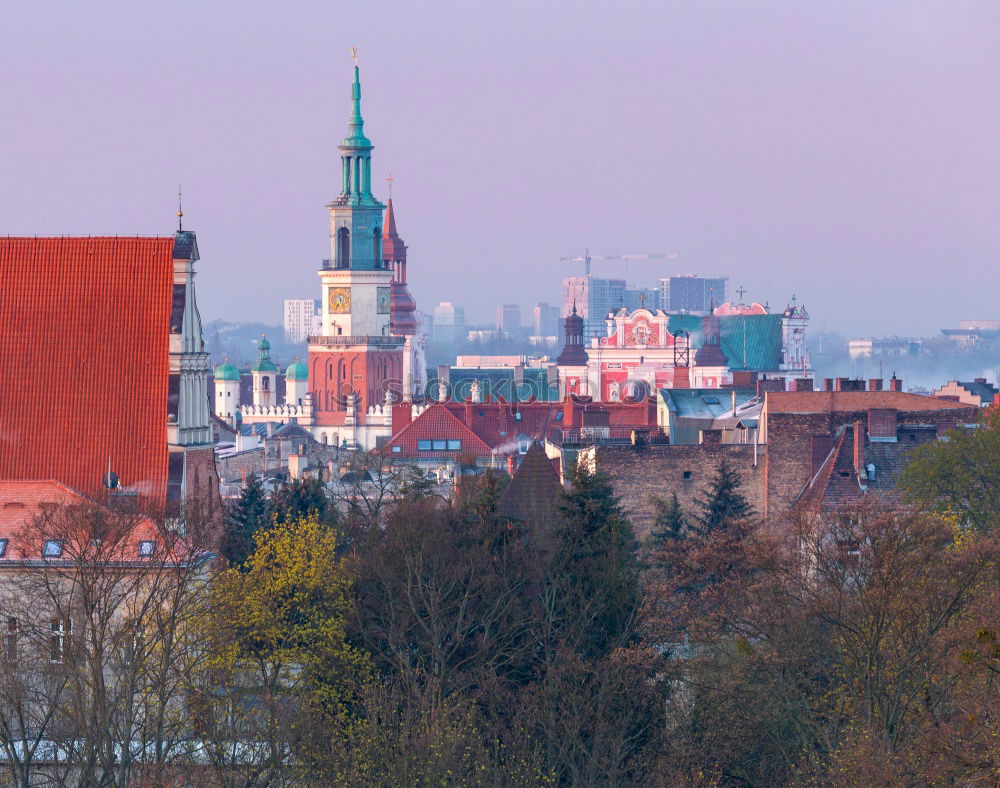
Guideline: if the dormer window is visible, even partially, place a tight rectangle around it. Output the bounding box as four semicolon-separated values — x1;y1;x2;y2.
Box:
42;540;63;558
138;540;156;557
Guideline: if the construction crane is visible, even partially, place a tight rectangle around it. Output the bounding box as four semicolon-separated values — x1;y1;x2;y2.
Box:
560;248;679;276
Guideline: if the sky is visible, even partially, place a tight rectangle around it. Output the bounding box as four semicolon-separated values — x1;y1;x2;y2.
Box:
3;0;999;337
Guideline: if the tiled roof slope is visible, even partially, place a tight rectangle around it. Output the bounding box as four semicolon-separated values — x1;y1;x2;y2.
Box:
0;238;174;502
0;479;180;562
497;442;563;525
766;390;975;415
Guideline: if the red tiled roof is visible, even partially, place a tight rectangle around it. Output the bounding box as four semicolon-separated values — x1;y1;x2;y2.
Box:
383;405;493;457
0;238;174;503
0;479;174;562
766;390;974;415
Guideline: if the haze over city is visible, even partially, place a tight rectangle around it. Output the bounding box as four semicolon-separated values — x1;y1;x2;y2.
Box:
4;0;999;336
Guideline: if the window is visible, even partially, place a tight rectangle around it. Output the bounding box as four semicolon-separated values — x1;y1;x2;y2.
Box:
50;619;71;663
5;618;15;661
838;471;851;478
391;445;401;453
42;539;63;558
515;412;522;421
432;439;447;450
138;540;156;557
0;538;7;558
702;397;720;405
682;470;692;480
417;440;432;451
447;440;461;451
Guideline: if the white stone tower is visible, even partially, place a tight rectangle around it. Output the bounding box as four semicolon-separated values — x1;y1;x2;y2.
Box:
213;359;241;422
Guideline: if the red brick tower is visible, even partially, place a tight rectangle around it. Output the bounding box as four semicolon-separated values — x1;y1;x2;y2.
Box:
308;62;404;444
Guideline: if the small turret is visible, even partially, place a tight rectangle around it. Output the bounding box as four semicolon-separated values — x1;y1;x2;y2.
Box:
557;301;589;366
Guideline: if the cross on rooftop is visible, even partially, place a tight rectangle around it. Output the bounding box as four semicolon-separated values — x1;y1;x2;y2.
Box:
386;171;395;197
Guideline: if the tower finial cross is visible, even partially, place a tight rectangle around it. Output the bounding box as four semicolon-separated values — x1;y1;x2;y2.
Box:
177;185;183;231
350;46;359;66
736;284;747;303
386;170;394;197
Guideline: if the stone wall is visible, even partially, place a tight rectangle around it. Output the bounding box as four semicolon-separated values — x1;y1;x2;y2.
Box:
585;441;765;537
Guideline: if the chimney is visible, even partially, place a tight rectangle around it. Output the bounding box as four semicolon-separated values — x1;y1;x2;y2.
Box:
853;420;864;479
731;369;757;389
288;453;305;480
974;377;987;384
392;401;412;433
824;378;835;392
464;396;473;425
794;378;814;392
868;378;883;391
673;366;691;389
889;375;903;392
266;421;275;437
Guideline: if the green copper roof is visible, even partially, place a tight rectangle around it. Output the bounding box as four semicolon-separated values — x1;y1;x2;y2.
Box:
214;362;240;381
252;337;277;373
341;66;372;149
285;360;309;381
668;313;784;371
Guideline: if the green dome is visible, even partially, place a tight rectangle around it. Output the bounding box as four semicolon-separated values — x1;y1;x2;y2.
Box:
259;336;271;351
252;359;278;373
285;360;309;381
214;362;240;381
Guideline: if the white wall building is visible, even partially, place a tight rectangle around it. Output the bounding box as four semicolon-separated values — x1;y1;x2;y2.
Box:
284;298;320;344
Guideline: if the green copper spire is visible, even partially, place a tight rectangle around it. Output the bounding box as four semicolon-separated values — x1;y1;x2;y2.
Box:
341;65;372;149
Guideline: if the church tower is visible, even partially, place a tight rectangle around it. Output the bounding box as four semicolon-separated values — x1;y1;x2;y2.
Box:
308;60;404;443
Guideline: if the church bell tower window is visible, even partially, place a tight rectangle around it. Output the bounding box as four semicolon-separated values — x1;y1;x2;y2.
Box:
337;227;351;268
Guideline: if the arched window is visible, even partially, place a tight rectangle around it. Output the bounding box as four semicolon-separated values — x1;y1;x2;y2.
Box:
337;227;350;268
262;377;270;391
373;227;382;268
322;432;328;445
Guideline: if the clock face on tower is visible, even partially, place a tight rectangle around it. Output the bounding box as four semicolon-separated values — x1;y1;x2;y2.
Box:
328;287;351;314
377;286;391;314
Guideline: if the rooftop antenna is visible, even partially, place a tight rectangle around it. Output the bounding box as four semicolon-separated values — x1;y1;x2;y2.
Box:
350;45;359;66
177;185;183;231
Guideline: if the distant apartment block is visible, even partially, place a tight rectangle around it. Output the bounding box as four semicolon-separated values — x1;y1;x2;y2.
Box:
284;298;320;344
532;302;560;339
941;320;1000;346
433;301;466;343
562;276;627;340
848;337;923;359
657;275;727;314
496;304;521;338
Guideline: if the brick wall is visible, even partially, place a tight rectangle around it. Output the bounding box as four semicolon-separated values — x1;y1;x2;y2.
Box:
587;443;765;537
764;404;977;517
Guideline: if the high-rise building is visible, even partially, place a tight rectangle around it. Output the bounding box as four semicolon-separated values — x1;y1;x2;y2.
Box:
284;298;320;343
532;302;560;338
433;301;466;343
496;304;521;338
657;275;727;314
562;275;627;340
625;287;657;311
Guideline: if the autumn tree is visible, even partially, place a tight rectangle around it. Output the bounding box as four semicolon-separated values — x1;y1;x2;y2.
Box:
901;405;1000;531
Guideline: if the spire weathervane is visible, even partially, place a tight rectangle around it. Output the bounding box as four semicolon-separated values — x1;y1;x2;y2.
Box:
177;185;183;231
350;46;359;66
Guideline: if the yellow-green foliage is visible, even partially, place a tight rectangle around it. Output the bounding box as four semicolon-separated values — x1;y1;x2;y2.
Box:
210;516;370;716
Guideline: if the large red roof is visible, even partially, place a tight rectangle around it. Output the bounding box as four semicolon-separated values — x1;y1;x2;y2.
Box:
765;390;976;415
0;237;174;503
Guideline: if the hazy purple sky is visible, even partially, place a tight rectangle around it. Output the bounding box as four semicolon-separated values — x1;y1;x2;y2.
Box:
4;1;999;336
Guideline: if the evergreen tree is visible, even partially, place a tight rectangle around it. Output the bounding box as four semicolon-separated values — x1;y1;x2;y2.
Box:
693;457;753;533
546;464;640;660
650;492;686;543
270;475;335;526
223;472;268;567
